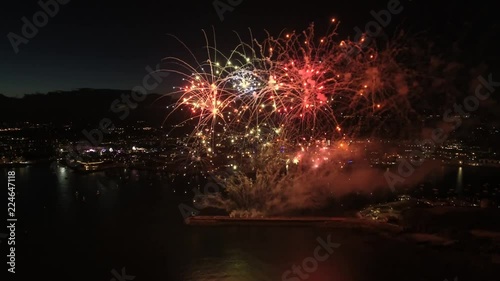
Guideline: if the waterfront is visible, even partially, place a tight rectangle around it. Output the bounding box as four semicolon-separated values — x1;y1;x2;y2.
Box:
6;164;500;281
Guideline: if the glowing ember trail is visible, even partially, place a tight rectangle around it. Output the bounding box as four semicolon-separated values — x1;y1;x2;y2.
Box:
161;20;454;216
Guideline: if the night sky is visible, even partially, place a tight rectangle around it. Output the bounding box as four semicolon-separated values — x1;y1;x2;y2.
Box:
1;0;498;97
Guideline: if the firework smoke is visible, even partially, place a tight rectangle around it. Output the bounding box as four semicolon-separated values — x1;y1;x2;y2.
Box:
162;20;459;216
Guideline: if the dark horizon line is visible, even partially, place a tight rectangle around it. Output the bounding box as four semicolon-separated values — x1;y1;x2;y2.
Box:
0;88;169;99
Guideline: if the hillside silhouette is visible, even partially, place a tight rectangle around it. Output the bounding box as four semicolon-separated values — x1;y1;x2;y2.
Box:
0;89;177;127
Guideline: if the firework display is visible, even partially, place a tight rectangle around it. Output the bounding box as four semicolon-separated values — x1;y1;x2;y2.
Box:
162;20;438;176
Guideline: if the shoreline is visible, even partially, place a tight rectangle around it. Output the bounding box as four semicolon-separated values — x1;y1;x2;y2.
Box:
184;215;401;231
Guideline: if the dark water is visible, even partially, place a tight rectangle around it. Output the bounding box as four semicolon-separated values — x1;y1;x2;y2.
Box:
3;164;500;281
406;165;500;202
